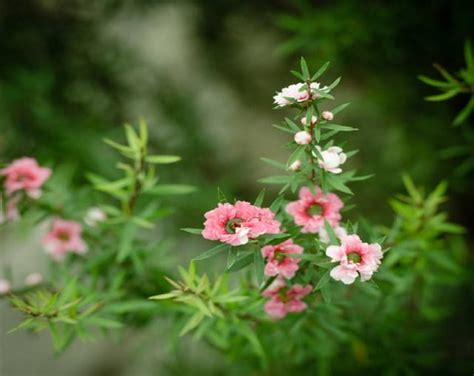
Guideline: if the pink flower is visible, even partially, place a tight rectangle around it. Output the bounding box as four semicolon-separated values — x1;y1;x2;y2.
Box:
294;131;312;145
262;278;312;319
261;240;303;279
273;82;329;107
286;187;343;233
42;219;88;261
314;146;347;174
322;111;334;121
326;234;383;284
1;157;51;199
202;201;281;246
0;278;11;295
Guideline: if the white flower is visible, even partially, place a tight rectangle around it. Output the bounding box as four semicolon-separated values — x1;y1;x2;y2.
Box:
273;82;329;107
314;146;347;174
301;116;318;126
84;207;107;227
318;226;347;244
288;160;302;171
0;278;11;295
322;111;334;121
25;273;43;286
294;131;312;145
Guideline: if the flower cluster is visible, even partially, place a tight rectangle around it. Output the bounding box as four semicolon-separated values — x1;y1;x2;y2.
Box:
202;201;281;246
0;157;51;223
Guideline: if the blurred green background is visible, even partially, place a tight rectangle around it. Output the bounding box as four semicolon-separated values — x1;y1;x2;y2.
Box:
1;0;473;375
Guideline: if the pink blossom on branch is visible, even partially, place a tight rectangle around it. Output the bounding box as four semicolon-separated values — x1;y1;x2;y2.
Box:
326;235;383;284
261;240;303;279
294;131;312;145
286;187;343;233
1;157;51;199
42;219;88;261
202;201;281;246
262;277;312;320
273;82;329;108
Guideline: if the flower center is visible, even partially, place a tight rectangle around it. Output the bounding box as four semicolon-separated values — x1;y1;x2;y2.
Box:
278;287;290;302
225;218;243;234
347;252;361;263
275;251;286;263
57;231;70;242
307;204;323;216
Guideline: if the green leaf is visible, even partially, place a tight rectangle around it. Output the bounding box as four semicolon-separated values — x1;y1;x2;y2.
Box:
117;222;137;262
425;89;460;101
179;312;205;336
124;124;141;151
145;184;196;195
285;117;301;132
86;316;124;329
324;220;339;246
315;270;331;290
254;188;266;207
453;95;474;126
418;75;455;89
254;250;265;286
103;138;134;155
258;175;292;184
149;292;180;300
330;102;351;115
227;252;254;272
193;243;228;261
327;77;341;90
320;124;358;132
181;228;203;235
290;70;305;80
300;57;310;80
145;155;181;164
326;174;353;194
311;61;330;81
272;123;294;134
260;157;286;170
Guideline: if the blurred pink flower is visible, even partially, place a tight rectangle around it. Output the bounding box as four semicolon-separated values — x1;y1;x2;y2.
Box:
0;196;20;224
43;219;87;261
1;157;51;198
25;273;43;286
0;278;11;295
261;240;303;279
202;201;280;246
326;234;383;284
286;187;343;233
262;278;312;320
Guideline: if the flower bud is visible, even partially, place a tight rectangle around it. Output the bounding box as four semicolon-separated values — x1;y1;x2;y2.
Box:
84;207;107;227
25;273;43;286
300;116;317;126
294;131;312;145
288;160;301;171
322;111;334;121
0;278;11;295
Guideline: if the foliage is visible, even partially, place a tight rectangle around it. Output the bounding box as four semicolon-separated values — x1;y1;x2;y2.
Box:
1;120;195;353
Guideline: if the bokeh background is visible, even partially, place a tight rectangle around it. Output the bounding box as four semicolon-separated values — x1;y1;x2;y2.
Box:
1;1;473;375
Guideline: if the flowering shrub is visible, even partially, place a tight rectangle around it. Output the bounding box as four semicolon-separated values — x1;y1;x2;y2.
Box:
0;60;468;374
